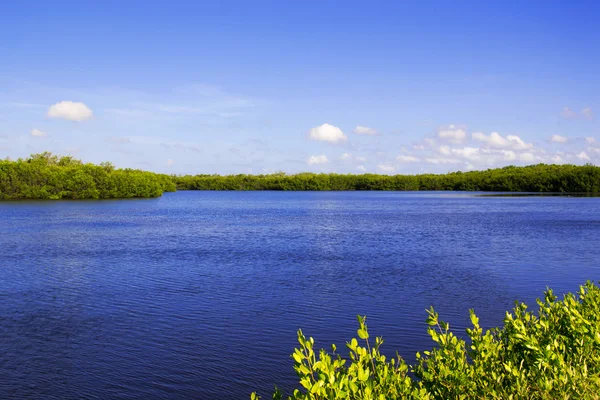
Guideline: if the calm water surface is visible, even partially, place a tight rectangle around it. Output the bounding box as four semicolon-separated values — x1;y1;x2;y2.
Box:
1;191;599;399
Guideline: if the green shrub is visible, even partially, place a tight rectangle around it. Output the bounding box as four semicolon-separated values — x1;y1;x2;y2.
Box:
0;152;175;200
254;281;600;399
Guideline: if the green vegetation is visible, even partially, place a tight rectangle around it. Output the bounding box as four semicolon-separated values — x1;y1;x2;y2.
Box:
0;152;176;200
254;281;600;399
175;164;600;192
2;153;600;199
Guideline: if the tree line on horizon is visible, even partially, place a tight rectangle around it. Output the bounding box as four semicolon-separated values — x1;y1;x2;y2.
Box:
1;153;600;200
173;163;600;192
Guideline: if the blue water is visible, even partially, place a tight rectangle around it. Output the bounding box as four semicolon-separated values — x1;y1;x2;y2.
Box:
1;191;599;399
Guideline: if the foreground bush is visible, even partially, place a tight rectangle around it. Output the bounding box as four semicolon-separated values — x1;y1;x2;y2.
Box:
254;281;600;399
0;152;176;199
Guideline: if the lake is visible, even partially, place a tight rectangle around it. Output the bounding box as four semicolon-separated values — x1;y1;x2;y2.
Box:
1;191;599;399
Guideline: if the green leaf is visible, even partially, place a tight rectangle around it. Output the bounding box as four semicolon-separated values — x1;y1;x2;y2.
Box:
357;329;369;340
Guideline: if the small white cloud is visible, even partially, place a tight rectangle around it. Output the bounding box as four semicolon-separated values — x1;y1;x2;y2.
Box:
424;157;461;165
561;107;577;119
577;151;591;161
47;101;93;121
30;128;47;138
167;159;175;167
356;165;366;172
396;155;420;163
339;153;366;164
551;155;565;164
581;107;594;119
413;137;436;150
308;123;347;143
437;125;466;144
472;132;532;150
585;137;596;144
377;163;395;173
551;134;568;143
353;125;377;135
307;154;329;165
438;145;452;156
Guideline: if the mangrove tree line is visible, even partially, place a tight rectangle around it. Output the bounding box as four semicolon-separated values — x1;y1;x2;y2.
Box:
2;153;600;200
174;163;600;192
0;152;176;200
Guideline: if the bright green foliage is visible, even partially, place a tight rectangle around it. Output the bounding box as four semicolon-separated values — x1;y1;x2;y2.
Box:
254;281;600;399
174;164;600;192
0;152;176;200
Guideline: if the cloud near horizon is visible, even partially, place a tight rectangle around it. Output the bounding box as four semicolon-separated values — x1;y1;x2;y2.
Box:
353;125;378;135
551;134;568;143
437;125;467;144
30;128;47;138
472;132;532;150
562;106;594;120
307;154;328;165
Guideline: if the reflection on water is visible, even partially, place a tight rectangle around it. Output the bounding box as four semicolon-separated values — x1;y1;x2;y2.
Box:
0;191;599;399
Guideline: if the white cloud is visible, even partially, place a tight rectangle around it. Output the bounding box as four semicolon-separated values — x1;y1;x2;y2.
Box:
502;150;517;161
353;125;377;135
577;151;591;161
438;145;452;155
47;101;93;121
167;159;175;167
356;165;366;172
424;157;461;165
437;125;466;144
551;134;568;143
451;147;481;162
377;164;395;173
519;152;536;163
561;107;594;120
551;155;565;164
308;123;347;144
472;132;532;150
396;155;420;163
307;154;329;165
340;153;367;164
413;137;437;150
30;128;47;138
426;145;538;167
561;107;577;119
585;137;596;144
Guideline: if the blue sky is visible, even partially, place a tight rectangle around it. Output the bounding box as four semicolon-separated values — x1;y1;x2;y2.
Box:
1;1;599;174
